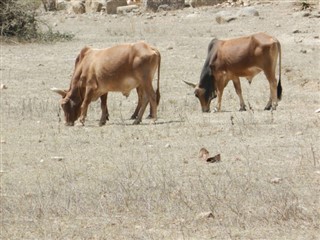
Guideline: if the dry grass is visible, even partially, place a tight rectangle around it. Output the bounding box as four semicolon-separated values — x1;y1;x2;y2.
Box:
1;1;320;239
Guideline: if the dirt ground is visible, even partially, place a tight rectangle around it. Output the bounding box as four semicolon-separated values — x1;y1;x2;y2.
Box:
1;1;320;239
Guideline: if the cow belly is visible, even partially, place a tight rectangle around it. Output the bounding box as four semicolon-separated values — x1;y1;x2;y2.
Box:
106;77;139;96
232;67;261;80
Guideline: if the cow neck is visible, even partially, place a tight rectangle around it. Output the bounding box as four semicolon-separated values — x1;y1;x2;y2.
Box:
199;58;214;101
69;82;84;103
199;38;219;100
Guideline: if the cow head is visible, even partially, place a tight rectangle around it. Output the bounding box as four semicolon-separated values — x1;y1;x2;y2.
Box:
183;81;216;112
51;88;82;126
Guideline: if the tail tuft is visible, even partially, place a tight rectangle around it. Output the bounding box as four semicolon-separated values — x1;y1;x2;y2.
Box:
156;89;160;105
277;79;282;101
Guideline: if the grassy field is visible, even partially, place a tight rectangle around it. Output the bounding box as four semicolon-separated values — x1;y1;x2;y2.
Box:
1;1;320;239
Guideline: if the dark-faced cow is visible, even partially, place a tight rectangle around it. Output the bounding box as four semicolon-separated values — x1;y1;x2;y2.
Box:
52;41;161;126
184;32;282;112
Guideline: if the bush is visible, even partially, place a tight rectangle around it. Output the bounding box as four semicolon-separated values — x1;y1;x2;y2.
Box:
0;0;73;42
0;0;37;39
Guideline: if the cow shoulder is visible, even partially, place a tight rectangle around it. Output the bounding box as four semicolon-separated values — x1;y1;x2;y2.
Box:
75;46;91;67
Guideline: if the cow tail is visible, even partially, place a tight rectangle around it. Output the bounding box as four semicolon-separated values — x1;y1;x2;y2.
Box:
277;40;282;101
155;49;161;105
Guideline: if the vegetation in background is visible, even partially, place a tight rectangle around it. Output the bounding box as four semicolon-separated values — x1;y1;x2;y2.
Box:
0;0;73;42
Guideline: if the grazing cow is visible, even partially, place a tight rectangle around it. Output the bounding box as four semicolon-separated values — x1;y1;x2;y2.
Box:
184;32;282;112
52;41;161;126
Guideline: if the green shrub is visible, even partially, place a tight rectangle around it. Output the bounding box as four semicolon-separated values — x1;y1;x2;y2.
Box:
0;0;73;42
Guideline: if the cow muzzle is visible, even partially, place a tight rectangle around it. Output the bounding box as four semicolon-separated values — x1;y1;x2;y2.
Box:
65;121;75;126
202;107;210;113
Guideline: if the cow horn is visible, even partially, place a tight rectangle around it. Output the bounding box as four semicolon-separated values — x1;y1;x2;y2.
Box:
51;87;67;97
182;80;197;88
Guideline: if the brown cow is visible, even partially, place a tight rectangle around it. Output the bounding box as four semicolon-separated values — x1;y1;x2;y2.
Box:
184;32;282;112
52;41;161;126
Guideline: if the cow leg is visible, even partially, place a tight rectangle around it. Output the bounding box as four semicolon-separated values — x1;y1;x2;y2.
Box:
215;88;224;112
79;88;94;125
214;78;227;112
131;87;153;120
99;93;109;126
145;81;157;121
131;87;143;119
232;77;246;111
264;72;278;111
133;82;157;124
133;91;149;125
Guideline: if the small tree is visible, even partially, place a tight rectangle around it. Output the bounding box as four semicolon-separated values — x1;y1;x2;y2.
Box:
0;0;39;39
0;0;73;42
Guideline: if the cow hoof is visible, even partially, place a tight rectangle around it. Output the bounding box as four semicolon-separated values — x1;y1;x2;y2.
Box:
149;118;157;125
99;121;106;127
130;115;137;120
213;107;218;112
99;117;108;126
146;114;156;119
133;119;141;125
239;107;246;112
264;106;271;111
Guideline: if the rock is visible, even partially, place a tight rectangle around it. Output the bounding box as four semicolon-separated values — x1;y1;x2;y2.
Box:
107;0;127;14
206;154;221;163
51;156;64;161
242;0;250;7
196;211;214;220
199;148;209;160
185;13;198;19
56;0;69;11
315;108;320;113
237;6;259;17
185;0;225;8
302;12;311;17
143;0;184;12
215;11;237;24
270;177;282;184
158;4;171;11
310;13;320;18
86;0;105;13
71;0;86;14
43;0;57;11
0;84;7;90
117;4;139;14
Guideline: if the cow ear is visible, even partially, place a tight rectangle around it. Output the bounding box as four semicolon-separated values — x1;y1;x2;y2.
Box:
195;87;205;96
51;88;67;98
182;80;197;88
61;97;70;105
